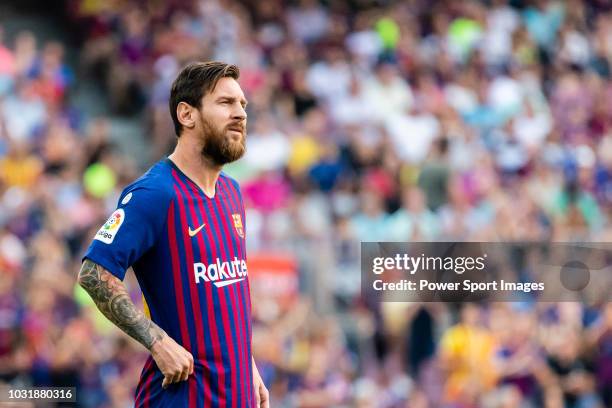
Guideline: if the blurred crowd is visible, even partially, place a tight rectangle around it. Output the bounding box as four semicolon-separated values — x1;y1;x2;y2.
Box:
0;0;611;406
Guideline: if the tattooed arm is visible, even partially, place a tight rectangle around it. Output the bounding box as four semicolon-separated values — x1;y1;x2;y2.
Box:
77;258;165;349
78;259;193;387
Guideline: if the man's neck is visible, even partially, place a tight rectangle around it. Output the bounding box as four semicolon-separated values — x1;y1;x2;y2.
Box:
168;137;222;198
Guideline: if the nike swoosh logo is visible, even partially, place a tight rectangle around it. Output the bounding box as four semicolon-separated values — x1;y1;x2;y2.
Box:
188;223;206;237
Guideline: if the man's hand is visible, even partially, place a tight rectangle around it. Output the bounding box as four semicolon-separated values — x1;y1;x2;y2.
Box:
150;334;194;389
253;358;269;408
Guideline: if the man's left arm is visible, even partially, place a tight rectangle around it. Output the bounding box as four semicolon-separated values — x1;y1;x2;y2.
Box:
253;356;269;408
240;183;269;407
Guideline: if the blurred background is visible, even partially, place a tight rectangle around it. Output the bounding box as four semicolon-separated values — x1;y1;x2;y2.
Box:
0;0;611;406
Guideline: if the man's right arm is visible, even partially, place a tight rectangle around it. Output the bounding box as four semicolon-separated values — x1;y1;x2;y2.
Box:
78;258;165;349
78;258;193;388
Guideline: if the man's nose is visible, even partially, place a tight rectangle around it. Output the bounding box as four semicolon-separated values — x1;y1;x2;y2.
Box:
232;104;247;121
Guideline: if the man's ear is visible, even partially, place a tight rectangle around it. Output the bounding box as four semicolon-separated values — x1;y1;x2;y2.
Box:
177;102;196;130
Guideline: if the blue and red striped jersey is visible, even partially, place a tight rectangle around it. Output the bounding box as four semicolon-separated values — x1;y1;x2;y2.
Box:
83;158;254;407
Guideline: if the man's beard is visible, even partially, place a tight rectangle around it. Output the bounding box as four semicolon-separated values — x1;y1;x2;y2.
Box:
200;116;246;166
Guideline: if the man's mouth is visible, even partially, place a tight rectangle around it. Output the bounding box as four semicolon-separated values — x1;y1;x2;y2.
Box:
227;126;244;138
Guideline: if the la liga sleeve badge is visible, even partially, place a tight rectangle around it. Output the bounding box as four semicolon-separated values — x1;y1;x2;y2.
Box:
95;209;125;244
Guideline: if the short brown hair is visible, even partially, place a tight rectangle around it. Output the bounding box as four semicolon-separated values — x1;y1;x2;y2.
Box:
169;61;240;137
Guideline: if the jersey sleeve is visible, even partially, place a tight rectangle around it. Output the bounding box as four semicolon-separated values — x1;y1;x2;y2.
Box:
82;185;171;280
229;176;248;258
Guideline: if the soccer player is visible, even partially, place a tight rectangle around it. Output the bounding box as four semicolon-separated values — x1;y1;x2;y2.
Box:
78;61;269;407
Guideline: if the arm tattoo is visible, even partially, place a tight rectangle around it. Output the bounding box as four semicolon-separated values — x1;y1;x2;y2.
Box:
78;259;165;349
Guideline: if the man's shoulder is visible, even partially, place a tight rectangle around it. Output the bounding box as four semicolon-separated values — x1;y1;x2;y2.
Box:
219;171;241;193
119;160;174;205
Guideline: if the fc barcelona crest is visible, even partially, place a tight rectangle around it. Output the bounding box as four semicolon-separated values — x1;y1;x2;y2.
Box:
232;214;244;238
